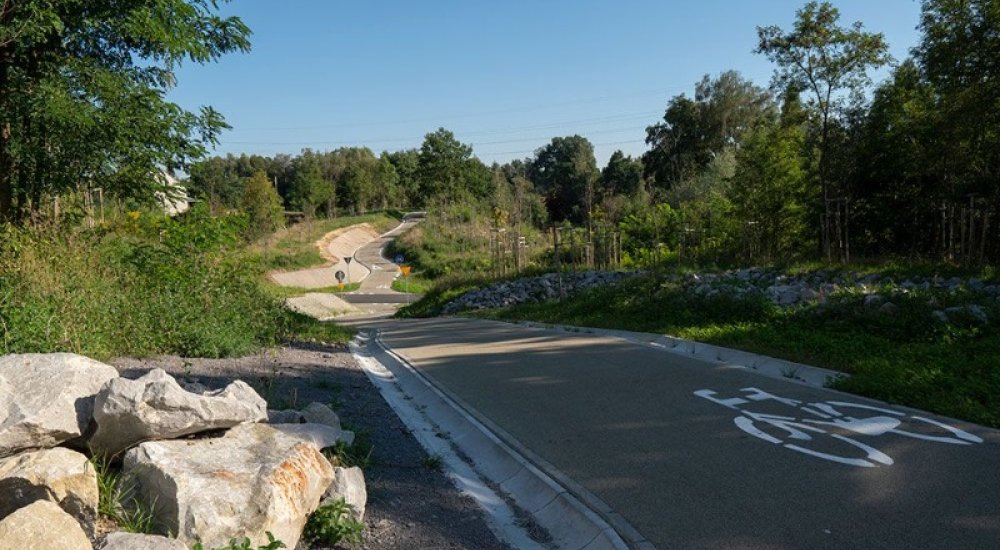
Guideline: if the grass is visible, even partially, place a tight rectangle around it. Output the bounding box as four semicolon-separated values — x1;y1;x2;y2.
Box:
90;451;158;534
303;499;364;547
252;213;399;272
263;282;361;300
391;274;432;295
323;424;375;470
477;272;1000;428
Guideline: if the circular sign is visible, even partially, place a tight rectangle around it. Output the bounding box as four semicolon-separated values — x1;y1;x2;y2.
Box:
394;254;404;264
335;270;346;282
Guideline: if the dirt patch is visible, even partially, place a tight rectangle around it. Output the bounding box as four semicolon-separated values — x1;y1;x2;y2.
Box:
110;344;510;550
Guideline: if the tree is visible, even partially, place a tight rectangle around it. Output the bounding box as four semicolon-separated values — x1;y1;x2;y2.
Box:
240;172;284;239
730;120;808;261
643;71;774;190
528;135;599;224
916;0;1000;198
601;151;644;197
756;1;890;233
417;128;475;200
0;0;250;223
288;152;330;218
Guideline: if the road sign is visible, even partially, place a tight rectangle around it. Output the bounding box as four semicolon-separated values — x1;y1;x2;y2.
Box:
345;256;353;265
394;254;404;264
335;270;346;283
400;265;411;277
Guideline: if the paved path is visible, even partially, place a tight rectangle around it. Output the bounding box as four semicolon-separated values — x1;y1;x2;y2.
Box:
365;317;1000;550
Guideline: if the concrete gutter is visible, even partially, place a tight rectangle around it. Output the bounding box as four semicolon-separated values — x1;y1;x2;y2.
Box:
353;330;643;550
506;320;844;388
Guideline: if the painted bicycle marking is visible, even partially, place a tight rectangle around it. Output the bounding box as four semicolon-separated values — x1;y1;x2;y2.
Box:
695;387;983;468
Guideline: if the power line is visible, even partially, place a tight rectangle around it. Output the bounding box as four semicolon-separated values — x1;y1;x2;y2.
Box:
226;111;660;146
482;139;647;157
236;87;681;131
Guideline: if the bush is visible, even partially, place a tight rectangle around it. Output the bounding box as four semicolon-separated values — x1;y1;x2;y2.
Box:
0;206;289;359
304;499;364;546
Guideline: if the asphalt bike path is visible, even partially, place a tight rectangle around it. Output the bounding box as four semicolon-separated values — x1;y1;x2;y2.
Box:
340;219;420;306
367;317;1000;549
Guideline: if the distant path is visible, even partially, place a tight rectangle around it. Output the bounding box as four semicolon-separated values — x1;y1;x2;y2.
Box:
281;218;422;320
268;224;378;289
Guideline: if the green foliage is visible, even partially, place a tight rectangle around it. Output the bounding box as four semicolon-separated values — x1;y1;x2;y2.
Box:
0;206;289;359
323;427;375;470
528;135;600;223
90;451;157;534
192;532;286;550
643;71;774;191
0;0;251;224
729;121;808;261
241;172;286;240
304;499;364;547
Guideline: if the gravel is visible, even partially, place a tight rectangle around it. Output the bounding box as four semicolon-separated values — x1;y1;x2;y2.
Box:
110;343;510;550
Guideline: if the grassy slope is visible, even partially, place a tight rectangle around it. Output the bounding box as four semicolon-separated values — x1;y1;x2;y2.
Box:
252;213;400;272
478;273;1000;428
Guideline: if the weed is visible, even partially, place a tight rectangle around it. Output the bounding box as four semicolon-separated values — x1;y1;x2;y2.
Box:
89;450;158;534
422;454;444;471
304;499;364;547
323;427;374;470
192;532;286;550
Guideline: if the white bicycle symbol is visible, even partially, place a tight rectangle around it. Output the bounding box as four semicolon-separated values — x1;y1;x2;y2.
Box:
695;387;984;468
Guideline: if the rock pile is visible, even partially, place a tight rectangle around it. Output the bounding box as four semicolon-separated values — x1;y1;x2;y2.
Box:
443;271;634;313
0;353;367;550
674;268;996;324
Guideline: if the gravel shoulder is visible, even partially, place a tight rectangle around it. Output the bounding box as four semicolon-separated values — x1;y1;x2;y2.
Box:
111;343;510;550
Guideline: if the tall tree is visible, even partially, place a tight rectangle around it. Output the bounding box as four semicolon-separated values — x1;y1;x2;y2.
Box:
528;135;599;224
916;0;1000;198
756;1;890;223
240;171;284;239
417;128;475;201
643;71;773;190
601;151;644;197
0;0;250;223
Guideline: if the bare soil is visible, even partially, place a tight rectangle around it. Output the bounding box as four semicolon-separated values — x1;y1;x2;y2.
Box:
110;342;510;550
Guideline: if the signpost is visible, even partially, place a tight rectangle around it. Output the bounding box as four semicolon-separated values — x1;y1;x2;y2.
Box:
400;265;411;304
335;269;345;290
344;256;353;284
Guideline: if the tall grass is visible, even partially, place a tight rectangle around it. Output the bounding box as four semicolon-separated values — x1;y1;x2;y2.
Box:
0;206;294;359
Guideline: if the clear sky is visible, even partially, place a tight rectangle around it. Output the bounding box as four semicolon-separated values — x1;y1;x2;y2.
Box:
169;0;924;168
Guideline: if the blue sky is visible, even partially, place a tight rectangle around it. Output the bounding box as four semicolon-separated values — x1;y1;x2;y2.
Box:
169;1;924;168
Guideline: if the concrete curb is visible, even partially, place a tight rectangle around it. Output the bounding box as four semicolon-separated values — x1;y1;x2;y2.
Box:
356;330;644;550
506;320;844;388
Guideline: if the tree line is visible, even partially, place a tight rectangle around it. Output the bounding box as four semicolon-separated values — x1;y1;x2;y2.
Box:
3;1;998;265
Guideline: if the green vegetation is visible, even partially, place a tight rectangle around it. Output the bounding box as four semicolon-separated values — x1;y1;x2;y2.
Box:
192;533;286;550
264;283;361;300
90;451;157;534
252;213;398;272
479;272;1000;428
303;499;365;547
323;426;375;471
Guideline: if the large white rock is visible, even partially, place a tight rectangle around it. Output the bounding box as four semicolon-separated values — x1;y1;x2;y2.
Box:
0;353;119;458
0;499;92;550
123;423;335;548
0;447;98;534
301;402;343;430
89;369;267;457
322;466;367;521
100;532;186;550
271;422;355;449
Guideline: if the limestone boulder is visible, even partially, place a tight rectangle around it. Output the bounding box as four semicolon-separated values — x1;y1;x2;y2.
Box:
301;401;343;430
271;423;354;449
267;409;306;424
0;447;98;534
100;532;186;550
89;369;267;457
123;422;335;549
0;353;119;458
0;500;92;550
322;466;367;521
